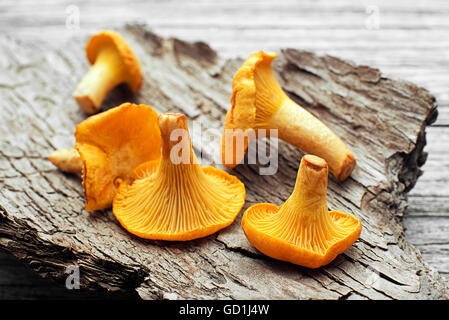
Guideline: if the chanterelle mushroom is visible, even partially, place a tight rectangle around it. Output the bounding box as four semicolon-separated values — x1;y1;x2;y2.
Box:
49;149;82;174
74;30;143;114
221;51;356;181
113;113;246;241
75;102;161;211
241;154;361;268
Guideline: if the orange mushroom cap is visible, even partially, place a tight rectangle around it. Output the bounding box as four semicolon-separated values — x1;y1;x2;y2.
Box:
86;30;143;93
75;103;161;211
113;113;246;241
241;155;361;268
221;51;356;182
221;52;278;167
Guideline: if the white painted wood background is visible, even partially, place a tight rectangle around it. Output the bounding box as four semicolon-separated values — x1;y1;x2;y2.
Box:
0;0;448;298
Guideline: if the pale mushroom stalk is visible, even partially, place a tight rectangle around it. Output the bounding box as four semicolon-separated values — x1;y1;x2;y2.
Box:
74;46;126;114
277;155;346;249
222;51;355;181
159;113;198;164
267;98;355;182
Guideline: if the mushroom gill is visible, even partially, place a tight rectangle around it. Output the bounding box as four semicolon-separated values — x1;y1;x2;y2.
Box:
113;113;246;241
242;155;361;268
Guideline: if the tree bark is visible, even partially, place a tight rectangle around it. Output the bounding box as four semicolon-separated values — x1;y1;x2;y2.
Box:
0;24;446;299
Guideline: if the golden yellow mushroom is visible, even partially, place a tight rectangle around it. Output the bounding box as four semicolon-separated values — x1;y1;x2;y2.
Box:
49;149;82;174
75;103;161;211
241;154;361;268
74;30;143;114
221;51;355;181
113;113;246;241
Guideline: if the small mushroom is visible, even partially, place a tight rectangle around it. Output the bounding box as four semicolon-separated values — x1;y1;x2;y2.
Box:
221;51;356;181
73;30;143;114
49;149;82;174
241;154;361;268
75;102;161;211
113;113;246;241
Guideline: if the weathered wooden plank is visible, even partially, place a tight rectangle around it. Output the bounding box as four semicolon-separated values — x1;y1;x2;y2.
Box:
0;24;446;299
408;127;449;197
407;196;449;216
404;217;449;282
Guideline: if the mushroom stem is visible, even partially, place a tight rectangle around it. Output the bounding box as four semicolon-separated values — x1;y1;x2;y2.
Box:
279;155;347;253
48;149;82;174
74;46;125;114
268;98;355;181
158;113;199;165
285;155;329;217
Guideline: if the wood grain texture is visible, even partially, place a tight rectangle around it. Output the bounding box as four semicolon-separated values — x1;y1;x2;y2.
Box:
0;24;446;299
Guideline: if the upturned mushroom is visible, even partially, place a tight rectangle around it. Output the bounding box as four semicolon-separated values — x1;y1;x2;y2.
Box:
241;154;361;268
74;30;143;114
75;102;161;211
221;51;356;181
113;113;246;241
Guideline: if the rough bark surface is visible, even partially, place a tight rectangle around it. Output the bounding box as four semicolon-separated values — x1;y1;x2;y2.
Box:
0;24;446;299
